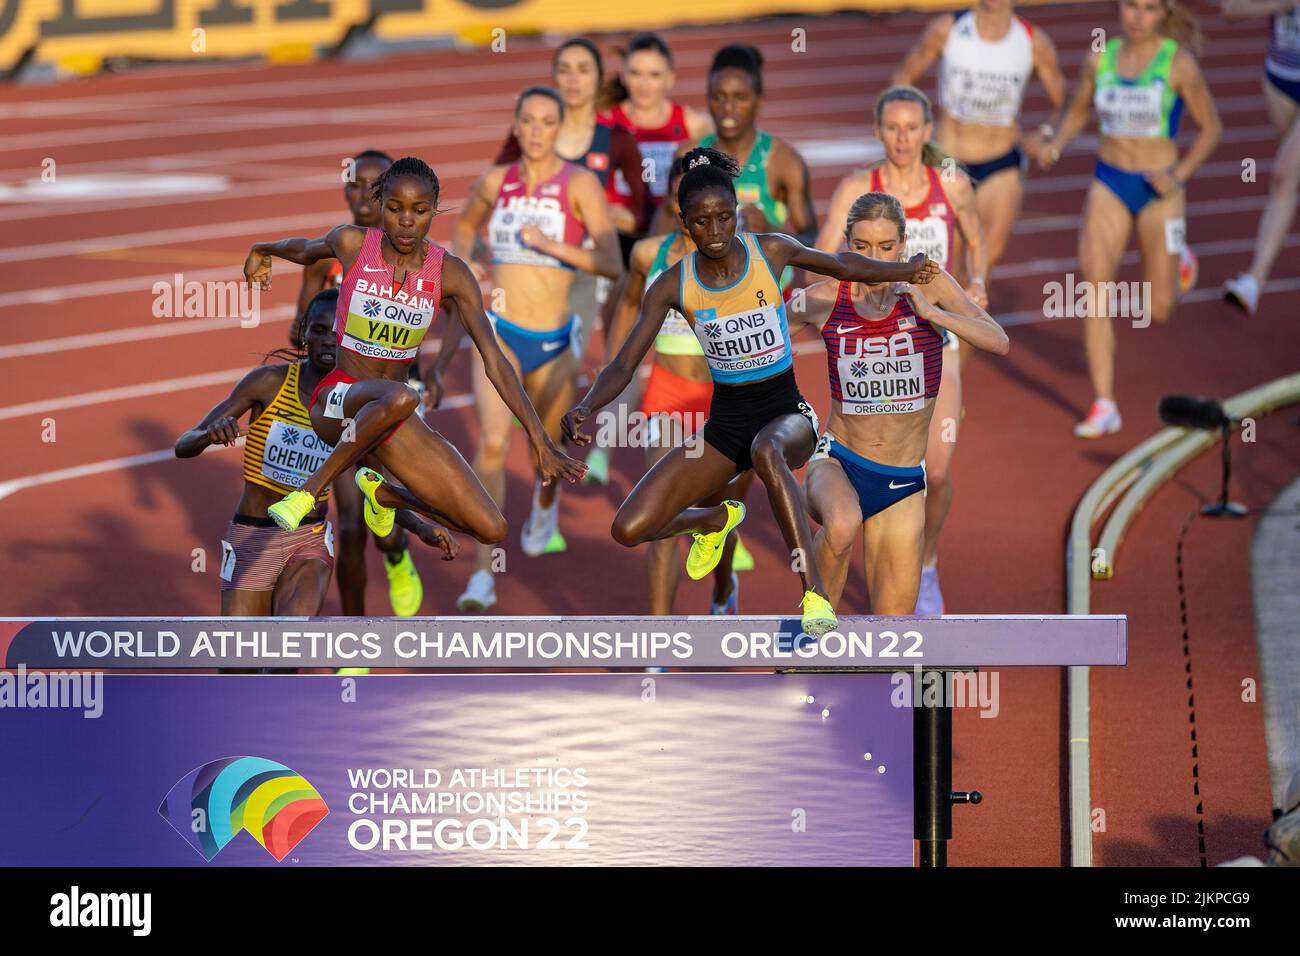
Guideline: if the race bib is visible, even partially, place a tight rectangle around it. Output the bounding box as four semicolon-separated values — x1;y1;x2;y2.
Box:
489;192;571;269
1165;217;1187;255
660;308;693;338
639;141;678;198
219;540;236;583
692;302;788;377
342;280;436;361
1096;83;1165;138
906;214;951;272
261;419;333;489
324;381;350;420
837;351;926;414
942;64;1024;127
324;521;335;559
1275;10;1300;51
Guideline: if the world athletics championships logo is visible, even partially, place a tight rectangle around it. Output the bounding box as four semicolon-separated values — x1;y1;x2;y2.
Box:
158;756;329;862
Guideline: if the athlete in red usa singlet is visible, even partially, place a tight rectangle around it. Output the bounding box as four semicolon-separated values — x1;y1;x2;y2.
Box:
818;85;987;615
796;192;1007;614
601;32;712;218
243;156;586;548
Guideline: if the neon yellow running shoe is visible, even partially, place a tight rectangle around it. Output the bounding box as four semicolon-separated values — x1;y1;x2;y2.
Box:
582;446;609;486
543;528;567;554
685;500;745;581
800;590;838;637
732;532;755;572
355;467;395;536
268;490;315;532
337;668;371;676
385;549;423;617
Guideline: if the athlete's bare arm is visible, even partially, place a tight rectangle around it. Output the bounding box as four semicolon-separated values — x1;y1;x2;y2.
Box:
786;278;839;335
564;263;679;441
773;138;819;245
175;365;283;458
902;268;1009;355
946;172;989;302
761;233;940;285
441;254;586;485
815;172;872;252
892;14;953;86
1164;50;1222;191
606;236;657;360
244;224;363;290
521;167;624;278
1041;50;1099;169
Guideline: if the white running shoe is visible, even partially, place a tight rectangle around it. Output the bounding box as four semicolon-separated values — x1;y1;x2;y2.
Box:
457;568;497;611
1074;399;1122;439
520;485;560;557
1223;273;1259;316
914;565;945;616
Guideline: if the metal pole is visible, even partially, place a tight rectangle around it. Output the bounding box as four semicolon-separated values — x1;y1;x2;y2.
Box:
914;670;952;867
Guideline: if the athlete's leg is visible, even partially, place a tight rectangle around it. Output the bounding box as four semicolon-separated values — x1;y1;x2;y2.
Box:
644;415;687;614
301;379;419;500
521;346;578;511
922;350;961;567
221;588;274;615
612;436;741;547
748;413;827;596
975;166;1024;274
370;418;508;544
1245;83;1300;287
331;470;368;615
862;491;927;615
1135;188;1187;326
804;456;862;607
272;558;332;615
468;340;521;571
1078;180;1134;403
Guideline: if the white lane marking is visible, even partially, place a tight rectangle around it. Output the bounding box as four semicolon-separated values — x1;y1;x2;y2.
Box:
0;266;300;310
0;174;229;202
0;211;338;264
0;306;294;359
0;368;249;420
0;393;476;502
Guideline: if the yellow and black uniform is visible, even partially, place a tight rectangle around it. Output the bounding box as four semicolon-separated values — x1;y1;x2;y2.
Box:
243;361;334;500
222;362;335;592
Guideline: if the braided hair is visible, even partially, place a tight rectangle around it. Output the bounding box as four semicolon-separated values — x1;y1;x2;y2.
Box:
370;156;442;210
676;146;741;214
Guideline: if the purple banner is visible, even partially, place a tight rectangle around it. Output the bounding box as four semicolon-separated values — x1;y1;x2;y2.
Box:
0;674;913;866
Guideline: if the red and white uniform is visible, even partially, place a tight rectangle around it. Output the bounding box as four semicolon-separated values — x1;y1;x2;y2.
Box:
334;227;445;363
821;281;944;415
870;165;958;273
603;101;691;205
488;162;587;270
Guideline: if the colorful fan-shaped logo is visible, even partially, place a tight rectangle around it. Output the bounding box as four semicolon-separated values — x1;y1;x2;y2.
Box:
158;756;329;862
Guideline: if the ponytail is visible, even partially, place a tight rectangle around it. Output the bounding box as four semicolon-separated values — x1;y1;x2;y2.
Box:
1161;1;1202;57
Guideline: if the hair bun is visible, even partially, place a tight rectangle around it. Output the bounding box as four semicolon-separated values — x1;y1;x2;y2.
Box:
688;154;711;170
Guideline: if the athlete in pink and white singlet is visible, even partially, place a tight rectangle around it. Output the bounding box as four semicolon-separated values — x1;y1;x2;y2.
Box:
450;85;623;611
243;155;585;545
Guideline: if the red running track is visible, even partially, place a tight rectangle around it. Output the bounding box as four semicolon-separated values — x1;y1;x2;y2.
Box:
0;4;1295;866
